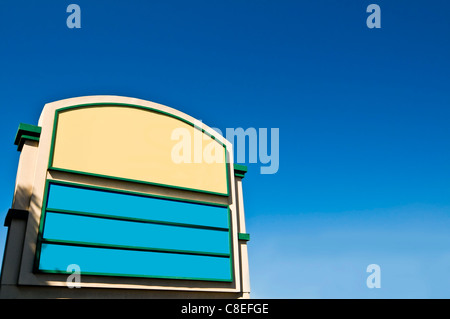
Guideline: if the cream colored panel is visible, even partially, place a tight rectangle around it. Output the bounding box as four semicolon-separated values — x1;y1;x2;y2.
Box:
51;106;228;194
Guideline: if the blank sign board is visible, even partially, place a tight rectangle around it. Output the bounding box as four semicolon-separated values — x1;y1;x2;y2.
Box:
2;96;251;298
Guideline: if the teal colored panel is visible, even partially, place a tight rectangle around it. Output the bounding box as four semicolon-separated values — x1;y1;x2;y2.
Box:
38;243;232;281
43;212;230;254
46;183;228;229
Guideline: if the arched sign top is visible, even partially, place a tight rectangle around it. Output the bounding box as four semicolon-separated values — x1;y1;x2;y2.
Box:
43;99;230;196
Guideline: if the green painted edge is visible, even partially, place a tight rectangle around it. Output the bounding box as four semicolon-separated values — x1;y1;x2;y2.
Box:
46;178;229;209
33;178;50;272
40;238;231;258
49;166;230;198
47;102;231;197
227;206;234;283
47;108;59;172
238;233;250;241
14;123;41;145
45;207;229;232
56;103;227;148
36;269;232;283
14;122;42;151
225;150;231;197
34;179;234;282
233;164;248;178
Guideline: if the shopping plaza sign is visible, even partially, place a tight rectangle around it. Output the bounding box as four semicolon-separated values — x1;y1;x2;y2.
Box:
0;96;250;298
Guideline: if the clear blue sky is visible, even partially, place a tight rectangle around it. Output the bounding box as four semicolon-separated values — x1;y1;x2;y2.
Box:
1;0;450;298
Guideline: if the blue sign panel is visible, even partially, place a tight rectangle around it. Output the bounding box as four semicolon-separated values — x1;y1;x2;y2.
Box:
37;182;232;281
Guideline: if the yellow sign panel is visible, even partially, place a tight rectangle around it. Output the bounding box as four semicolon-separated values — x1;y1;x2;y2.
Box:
51;105;228;195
